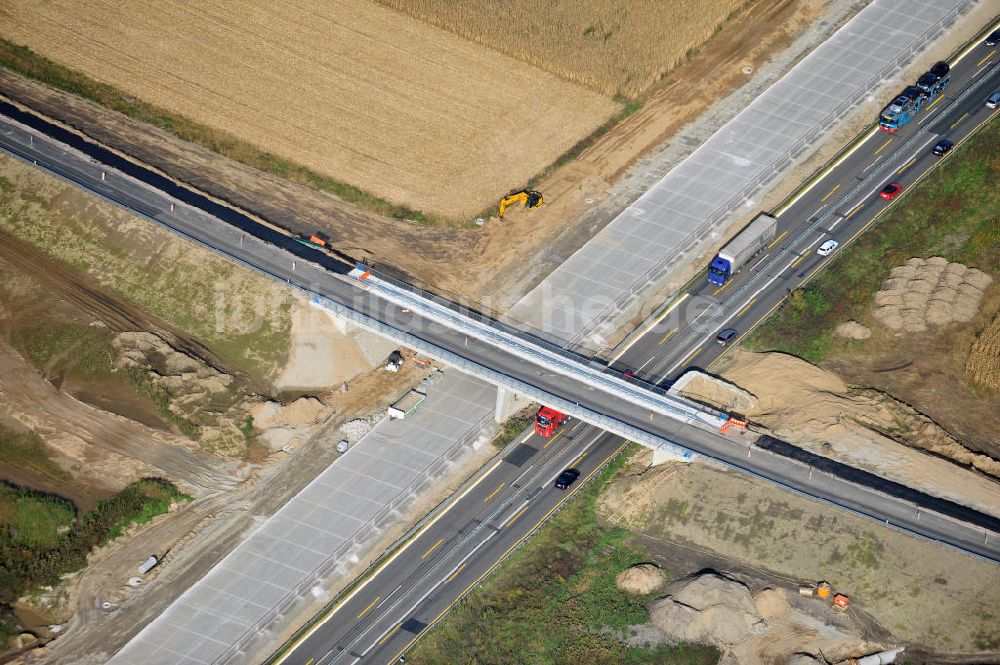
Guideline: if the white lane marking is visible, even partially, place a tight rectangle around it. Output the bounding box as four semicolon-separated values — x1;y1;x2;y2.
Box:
749;253;770;272
862;155;882;173
637;355;657;371
500;499;531;528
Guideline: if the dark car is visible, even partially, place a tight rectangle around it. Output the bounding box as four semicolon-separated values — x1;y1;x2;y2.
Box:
880;182;903;200
715;328;738;346
554;468;581;490
929;60;950;78
932;139;954;156
985;29;1000;47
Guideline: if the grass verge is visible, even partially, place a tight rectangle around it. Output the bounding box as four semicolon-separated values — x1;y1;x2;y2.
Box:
491;414;532;449
0;38;431;224
406;447;719;665
0;478;189;608
748;116;1000;363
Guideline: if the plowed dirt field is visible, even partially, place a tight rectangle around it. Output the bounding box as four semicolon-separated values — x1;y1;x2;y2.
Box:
0;0;616;219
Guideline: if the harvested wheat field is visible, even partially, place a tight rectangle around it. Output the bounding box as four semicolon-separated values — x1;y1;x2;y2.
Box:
375;0;753;98
0;0;617;219
968;311;1000;392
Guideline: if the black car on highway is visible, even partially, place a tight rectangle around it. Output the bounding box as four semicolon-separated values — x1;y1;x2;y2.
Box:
932;139;954;156
986;29;1000;47
554;468;581;490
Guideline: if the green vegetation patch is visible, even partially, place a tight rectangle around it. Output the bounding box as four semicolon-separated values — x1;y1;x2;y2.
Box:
0;482;75;549
750;118;1000;362
408;447;719;665
0;38;431;224
0;478;189;606
491;415;532;449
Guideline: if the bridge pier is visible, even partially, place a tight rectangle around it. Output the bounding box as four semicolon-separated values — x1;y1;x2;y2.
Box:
495;386;531;423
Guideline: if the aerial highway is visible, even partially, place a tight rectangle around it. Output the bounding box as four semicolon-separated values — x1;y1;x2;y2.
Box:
2;101;998;558
1;28;999;665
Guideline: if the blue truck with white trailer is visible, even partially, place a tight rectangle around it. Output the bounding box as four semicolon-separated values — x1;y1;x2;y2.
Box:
707;212;778;287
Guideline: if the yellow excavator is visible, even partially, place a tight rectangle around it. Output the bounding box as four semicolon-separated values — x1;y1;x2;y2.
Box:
498;190;543;218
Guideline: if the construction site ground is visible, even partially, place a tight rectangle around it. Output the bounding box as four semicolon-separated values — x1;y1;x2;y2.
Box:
599;453;1000;656
0;149;491;663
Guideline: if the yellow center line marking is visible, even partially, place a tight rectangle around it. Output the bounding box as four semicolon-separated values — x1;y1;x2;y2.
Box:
387;441;631;665
845;204;864;220
924;94;944;112
379;623;402;647
736;298;757;318
356;596;380;620
445;563;467;584
713;280;731;296
897;157;916;174
706;105;1000;379
679;347;702;367
542;430;564;449
482;482;506;503
420;538;444;560
977;49;996;67
304;659;314;665
658;328;678;345
790;253;807;269
819;183;840;203
608;293;689;362
505;506;530;529
768;230;788;248
950;112;968;129
571;452;589;467
873;138;893;156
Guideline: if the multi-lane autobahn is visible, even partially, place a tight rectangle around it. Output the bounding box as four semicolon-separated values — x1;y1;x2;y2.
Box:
610;39;1000;379
265;36;1000;665
1;26;999;665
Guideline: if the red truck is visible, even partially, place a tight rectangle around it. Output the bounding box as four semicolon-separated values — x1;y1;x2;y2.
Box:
534;406;567;437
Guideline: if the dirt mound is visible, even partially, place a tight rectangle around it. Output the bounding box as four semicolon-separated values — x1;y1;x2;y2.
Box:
649;573;761;646
873;258;992;333
966;310;1000;392
113;332;253;454
753;588;790;621
615;564;665;595
834;321;871;340
671;371;758;413
719;352;1000;516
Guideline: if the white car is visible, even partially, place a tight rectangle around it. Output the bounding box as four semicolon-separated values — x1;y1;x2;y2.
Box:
817;239;839;256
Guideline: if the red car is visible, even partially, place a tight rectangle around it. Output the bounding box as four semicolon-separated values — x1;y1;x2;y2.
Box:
880;182;903;200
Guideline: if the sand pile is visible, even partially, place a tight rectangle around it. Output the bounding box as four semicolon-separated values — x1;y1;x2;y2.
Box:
647;574;867;663
967;311;1000;392
872;257;991;333
834;321;871;340
716;352;1000;516
616;564;666;595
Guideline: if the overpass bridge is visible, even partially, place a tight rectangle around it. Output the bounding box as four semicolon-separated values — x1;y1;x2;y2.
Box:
3;107;1000;566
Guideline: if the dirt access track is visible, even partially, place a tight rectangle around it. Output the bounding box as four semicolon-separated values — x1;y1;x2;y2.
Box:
0;0;825;310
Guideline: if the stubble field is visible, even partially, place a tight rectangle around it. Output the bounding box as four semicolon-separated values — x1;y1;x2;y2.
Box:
376;0;753;98
0;0;617;219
